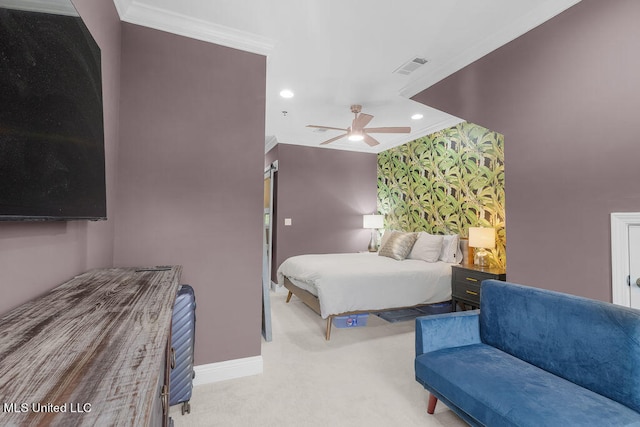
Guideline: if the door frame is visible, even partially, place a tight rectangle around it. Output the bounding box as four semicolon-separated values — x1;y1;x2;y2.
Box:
261;161;278;342
610;212;640;307
263;160;278;288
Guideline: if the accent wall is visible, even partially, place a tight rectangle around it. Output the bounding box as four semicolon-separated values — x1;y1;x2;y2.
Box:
378;122;505;268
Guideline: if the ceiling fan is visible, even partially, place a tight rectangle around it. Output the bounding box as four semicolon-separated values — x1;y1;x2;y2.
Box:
306;105;411;147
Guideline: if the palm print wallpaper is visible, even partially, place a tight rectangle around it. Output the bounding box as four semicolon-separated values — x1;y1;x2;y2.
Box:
377;122;505;268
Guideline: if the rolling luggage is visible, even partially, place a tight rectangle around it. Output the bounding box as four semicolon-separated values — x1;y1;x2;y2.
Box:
169;284;196;415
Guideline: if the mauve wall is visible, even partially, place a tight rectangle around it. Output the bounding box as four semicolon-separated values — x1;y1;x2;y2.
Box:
268;144;378;274
413;0;640;301
0;1;120;315
115;24;266;364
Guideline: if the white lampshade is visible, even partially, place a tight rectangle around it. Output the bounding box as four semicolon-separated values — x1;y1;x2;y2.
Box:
468;227;496;249
363;214;384;229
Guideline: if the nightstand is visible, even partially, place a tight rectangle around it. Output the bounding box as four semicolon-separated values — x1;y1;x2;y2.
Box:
451;264;506;311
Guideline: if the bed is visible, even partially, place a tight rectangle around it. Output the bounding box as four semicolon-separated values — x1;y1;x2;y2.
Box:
277;231;467;339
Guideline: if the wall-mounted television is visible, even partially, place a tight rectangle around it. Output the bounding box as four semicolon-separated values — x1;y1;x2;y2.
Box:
0;0;106;221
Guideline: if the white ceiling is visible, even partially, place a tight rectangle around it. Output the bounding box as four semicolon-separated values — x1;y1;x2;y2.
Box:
114;0;581;153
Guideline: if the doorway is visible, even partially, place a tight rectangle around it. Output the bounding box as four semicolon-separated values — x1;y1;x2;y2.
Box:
611;212;640;309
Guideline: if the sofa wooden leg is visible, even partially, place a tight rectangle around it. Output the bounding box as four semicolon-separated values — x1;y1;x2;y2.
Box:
286;291;293;303
427;394;438;414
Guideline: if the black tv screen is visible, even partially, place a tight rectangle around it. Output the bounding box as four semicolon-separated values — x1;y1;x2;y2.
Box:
0;2;106;221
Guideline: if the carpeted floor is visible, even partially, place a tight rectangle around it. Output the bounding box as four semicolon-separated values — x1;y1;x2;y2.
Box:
170;289;466;426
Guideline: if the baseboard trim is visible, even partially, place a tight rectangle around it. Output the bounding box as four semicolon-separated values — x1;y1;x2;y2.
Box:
193;356;263;386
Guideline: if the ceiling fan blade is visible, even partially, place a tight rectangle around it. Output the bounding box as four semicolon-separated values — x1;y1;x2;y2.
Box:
363;134;380;147
306;125;349;132
320;133;348;145
353;113;374;130
363;126;411;134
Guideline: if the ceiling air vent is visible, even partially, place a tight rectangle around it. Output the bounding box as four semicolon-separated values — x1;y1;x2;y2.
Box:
393;56;428;75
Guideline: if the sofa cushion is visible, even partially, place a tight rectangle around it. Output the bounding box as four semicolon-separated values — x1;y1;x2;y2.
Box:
415;343;640;427
479;280;640;413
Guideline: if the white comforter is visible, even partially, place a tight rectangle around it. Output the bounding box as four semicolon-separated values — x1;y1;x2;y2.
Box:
277;253;453;318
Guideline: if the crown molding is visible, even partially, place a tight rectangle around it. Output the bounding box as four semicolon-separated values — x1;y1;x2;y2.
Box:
3;0;78;16
264;135;278;154
399;0;582;98
117;1;274;57
111;0;133;20
403;116;466;146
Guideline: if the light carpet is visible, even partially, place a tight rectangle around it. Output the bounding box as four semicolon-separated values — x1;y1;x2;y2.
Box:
170;289;466;427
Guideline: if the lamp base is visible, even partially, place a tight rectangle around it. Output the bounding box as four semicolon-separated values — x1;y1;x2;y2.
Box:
474;248;489;267
368;230;378;252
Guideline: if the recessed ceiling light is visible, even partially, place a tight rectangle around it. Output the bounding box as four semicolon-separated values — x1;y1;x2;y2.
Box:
279;89;294;98
411;113;424;120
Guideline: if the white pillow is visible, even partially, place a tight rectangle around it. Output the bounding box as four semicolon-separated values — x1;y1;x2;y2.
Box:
439;234;463;264
408;232;444;262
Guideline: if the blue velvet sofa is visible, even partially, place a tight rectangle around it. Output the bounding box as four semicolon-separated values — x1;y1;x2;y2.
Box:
415;280;640;427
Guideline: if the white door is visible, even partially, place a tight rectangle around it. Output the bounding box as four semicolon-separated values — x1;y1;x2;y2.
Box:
629;225;640;309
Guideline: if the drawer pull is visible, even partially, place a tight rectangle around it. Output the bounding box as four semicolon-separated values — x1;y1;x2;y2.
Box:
465;290;479;296
465;277;478;282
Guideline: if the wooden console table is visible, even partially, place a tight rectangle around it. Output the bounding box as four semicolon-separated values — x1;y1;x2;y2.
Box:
0;266;182;426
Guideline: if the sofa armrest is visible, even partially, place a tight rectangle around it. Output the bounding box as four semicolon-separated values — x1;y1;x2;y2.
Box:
415;310;481;357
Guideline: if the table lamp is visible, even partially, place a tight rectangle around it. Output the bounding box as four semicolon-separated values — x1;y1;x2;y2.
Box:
363;214;384;252
468;227;495;267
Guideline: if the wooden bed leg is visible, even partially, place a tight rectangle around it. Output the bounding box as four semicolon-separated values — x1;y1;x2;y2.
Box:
325;316;333;340
286;291;293;303
427;393;438;414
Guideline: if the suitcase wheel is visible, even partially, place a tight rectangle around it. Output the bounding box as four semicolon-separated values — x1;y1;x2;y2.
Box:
181;401;191;415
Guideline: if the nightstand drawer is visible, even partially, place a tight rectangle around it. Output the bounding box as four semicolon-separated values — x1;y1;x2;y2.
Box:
452;268;495;284
452;281;481;302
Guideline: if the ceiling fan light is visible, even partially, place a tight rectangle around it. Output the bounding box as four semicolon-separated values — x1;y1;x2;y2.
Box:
348;132;364;141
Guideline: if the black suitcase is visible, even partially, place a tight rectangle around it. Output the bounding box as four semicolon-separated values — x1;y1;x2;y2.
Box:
169;284;196;415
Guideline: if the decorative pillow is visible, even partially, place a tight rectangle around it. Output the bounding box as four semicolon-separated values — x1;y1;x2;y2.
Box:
408;232;444;262
379;229;395;249
439;234;463;264
378;231;417;260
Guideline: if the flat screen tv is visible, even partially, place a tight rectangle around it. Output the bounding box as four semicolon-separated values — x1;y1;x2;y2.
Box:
0;0;106;221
